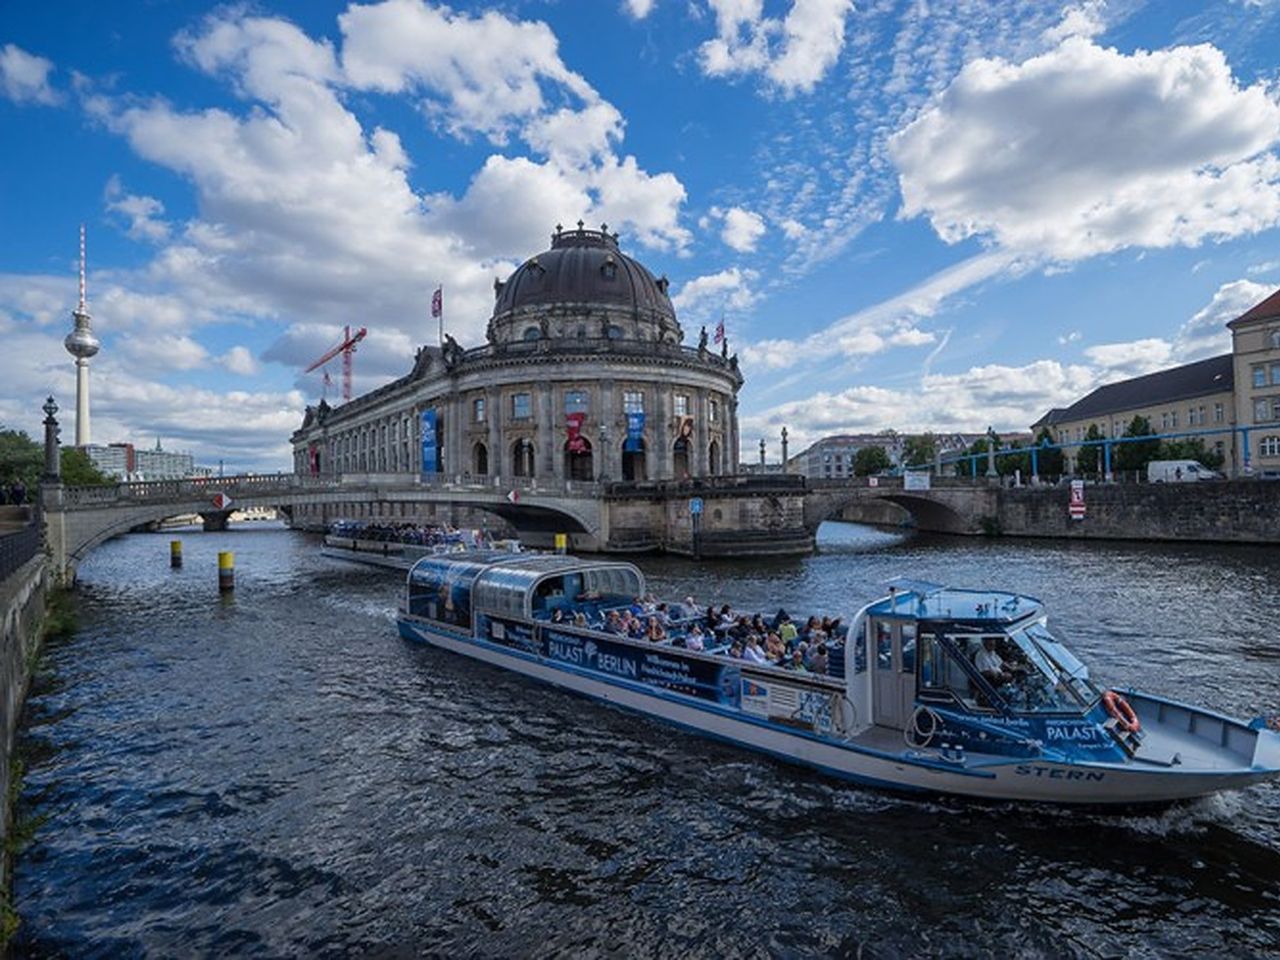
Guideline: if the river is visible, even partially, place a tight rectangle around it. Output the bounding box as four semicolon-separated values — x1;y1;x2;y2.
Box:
11;522;1280;958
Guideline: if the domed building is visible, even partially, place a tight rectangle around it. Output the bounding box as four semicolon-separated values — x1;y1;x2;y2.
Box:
291;223;743;492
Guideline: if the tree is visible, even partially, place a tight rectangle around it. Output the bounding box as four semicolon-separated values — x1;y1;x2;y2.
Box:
1114;416;1160;472
1076;424;1103;475
1032;428;1064;478
901;433;937;468
853;445;892;477
997;441;1030;477
60;447;113;486
958;436;995;477
0;427;42;490
1159;437;1224;471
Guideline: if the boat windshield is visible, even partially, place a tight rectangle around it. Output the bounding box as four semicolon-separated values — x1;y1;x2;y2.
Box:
996;620;1099;713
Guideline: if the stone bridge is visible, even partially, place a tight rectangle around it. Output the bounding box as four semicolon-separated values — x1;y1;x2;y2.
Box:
41;473;607;581
802;476;1000;534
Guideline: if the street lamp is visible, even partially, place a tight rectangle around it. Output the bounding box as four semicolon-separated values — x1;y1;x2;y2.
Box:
42;395;61;481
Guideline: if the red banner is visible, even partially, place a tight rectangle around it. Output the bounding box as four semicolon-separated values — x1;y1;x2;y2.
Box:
566;412;587;453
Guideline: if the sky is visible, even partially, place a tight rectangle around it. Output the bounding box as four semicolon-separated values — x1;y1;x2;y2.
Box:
3;0;1280;471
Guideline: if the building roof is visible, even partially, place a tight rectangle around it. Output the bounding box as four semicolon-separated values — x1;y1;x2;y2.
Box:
489;223;681;345
1230;287;1280;327
1045;353;1234;425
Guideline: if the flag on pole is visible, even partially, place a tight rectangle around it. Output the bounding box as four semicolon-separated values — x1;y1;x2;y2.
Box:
431;286;443;318
713;315;725;344
506;489;520;504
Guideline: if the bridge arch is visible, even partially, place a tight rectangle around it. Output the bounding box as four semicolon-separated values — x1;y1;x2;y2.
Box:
805;489;972;535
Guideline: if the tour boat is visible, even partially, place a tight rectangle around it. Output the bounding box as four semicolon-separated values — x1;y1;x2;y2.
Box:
321;520;519;570
396;555;1280;805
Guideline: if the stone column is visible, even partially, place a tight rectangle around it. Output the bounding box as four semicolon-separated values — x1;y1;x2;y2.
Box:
538;383;555;480
653;387;669;479
42;396;61;481
487;388;502;480
695;388;709;476
600;380;616;481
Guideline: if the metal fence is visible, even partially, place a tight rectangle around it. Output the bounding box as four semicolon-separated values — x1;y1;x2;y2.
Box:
0;522;41;583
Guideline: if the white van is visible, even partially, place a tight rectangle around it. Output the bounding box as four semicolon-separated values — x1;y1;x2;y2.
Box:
1147;459;1221;483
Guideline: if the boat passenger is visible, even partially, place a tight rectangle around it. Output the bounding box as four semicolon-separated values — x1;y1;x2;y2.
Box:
685;625;705;651
605;611;627;636
765;632;786;662
550;608;565;624
786;650;808;672
646;617;667;643
975;636;1021;687
743;636;767;664
810;643;829;675
728;640;744;659
627;615;648;640
778;617;798;644
573;612;588;627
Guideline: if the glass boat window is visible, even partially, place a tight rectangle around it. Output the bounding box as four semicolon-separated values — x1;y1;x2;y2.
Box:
955;623;1097;714
875;622;893;670
900;623;916;675
918;633;983;710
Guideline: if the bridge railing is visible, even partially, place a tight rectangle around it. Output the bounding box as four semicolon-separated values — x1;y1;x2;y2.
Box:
0;523;41;582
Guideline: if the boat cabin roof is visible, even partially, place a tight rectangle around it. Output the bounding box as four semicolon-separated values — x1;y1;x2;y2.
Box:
406;552;646;620
866;577;1043;628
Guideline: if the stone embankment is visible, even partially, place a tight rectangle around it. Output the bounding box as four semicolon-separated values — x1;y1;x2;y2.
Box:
1;505;49;933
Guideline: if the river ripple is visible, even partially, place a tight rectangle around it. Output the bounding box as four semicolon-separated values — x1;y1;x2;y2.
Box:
11;522;1280;958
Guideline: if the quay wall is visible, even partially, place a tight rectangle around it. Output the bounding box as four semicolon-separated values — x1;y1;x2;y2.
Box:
995;480;1280;543
1;556;49;887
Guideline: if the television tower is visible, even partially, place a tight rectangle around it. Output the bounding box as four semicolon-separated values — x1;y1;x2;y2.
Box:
64;224;100;446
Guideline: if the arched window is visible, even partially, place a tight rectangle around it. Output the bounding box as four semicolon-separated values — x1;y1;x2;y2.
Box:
523;326;541;341
708;440;720;476
673;436;690;479
473;442;489;475
621;437;646;481
512;439;535;477
601;257;617;280
564;436;594;481
1271;329;1280;349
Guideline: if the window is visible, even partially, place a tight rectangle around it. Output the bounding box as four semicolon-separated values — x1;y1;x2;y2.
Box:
1255;398;1271;422
623;390;644;414
1161;413;1169;431
1255;366;1268;389
523;326;541;341
473;397;486;423
1214;402;1224;423
1261;436;1280;458
512;392;532;420
1272;329;1280;349
607;325;624;340
1170;411;1178;429
710;399;719;423
673;394;689;417
1187;407;1197;426
564;390;589;415
601;257;617;280
1272;363;1280;386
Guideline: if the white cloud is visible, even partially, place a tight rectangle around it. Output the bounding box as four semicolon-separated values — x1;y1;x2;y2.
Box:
1042;1;1108;45
739;250;1011;371
221;345;260;375
699;0;854;94
104;176;170;243
1057;330;1082;345
740;357;1100;449
116;333;210;372
0;43;61;105
623;0;656;19
719;206;766;251
891;37;1280;261
1082;338;1173;378
672;267;761;321
1173;278;1275;361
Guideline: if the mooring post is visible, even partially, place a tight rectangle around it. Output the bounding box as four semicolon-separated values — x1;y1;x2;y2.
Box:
170;539;183;568
218;551;234;592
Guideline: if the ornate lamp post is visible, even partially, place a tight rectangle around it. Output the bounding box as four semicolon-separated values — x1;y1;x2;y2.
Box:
780;426;789;471
758;437;766;469
42;395;61;482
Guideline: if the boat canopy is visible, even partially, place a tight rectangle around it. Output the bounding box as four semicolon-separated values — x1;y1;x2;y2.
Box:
405;552;645;626
868;581;1043;626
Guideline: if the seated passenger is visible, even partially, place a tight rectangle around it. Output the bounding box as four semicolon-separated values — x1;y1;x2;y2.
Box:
765;632;786;662
743;636;767;664
728;640;744;659
646;617;667;643
550;608;565;624
627;615;647;640
605;611;627;636
810;643;830;675
684;625;706;651
573;611;588;627
786;650;808;672
778;618;798;644
974;636;1022;687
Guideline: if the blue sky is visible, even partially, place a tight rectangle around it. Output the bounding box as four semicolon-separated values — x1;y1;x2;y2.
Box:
3;0;1280;471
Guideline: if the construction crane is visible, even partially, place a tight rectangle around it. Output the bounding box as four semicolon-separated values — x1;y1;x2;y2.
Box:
305;325;367;403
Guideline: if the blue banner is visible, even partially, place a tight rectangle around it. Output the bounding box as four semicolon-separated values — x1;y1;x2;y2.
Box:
625;411;645;452
421;409;438;474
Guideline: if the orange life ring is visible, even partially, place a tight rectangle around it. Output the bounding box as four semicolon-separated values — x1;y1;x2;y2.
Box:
1102;690;1140;733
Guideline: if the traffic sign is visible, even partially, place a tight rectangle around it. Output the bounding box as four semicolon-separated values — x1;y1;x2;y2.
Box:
1068;480;1085;520
211;493;233;510
689;497;704;516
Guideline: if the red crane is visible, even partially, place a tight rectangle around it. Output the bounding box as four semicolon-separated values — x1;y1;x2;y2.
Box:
305;325;367;403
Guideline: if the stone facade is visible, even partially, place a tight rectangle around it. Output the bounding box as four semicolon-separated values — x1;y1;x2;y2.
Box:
1229;292;1280;475
290;225;743;489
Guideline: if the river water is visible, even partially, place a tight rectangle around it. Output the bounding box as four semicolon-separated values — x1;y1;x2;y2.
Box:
11;523;1280;958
